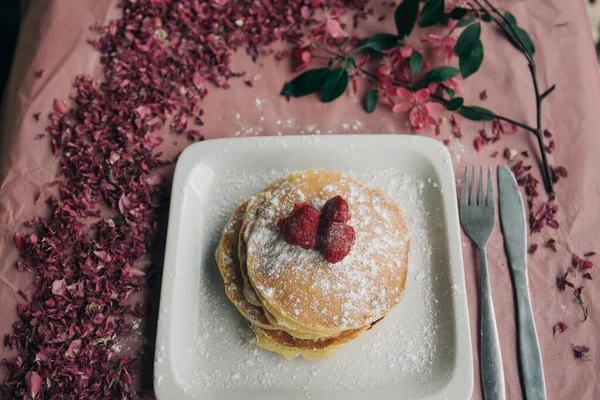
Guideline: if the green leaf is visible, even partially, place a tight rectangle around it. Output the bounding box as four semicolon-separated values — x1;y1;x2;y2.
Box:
459;106;495;121
446;97;464;111
422;66;460;85
481;12;492;22
344;57;357;69
409;51;423;77
457;14;476;27
321;68;349;103
445;87;456;99
502;12;535;55
418;0;445;27
504;11;517;26
458;40;483;78
454;22;481;56
280;68;329;98
395;0;420;39
450;7;469;20
360;33;401;52
365;89;379;113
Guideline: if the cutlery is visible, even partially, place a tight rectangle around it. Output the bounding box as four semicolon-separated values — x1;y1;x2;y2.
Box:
497;165;547;400
459;166;506;400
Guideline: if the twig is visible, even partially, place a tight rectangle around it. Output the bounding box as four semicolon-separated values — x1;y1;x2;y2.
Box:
540;84;556;99
475;0;554;194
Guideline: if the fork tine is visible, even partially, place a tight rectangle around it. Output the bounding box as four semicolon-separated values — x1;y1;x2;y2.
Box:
470;166;476;206
461;167;468;206
478;166;484;206
487;166;494;207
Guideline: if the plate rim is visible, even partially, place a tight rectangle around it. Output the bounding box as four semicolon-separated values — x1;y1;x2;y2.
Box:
154;134;474;400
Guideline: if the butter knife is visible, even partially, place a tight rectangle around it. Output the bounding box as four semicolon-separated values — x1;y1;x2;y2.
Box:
497;165;547;400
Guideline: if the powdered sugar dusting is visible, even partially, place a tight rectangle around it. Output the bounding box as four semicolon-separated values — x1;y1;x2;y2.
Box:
181;166;457;395
246;172;408;330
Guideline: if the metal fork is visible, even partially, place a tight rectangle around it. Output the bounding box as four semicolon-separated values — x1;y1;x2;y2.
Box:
460;167;506;400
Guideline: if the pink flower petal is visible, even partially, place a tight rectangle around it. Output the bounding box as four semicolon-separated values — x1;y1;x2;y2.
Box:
428;83;440;93
400;46;413;58
415;89;430;104
392;102;413;113
396;87;414;102
425;102;444;117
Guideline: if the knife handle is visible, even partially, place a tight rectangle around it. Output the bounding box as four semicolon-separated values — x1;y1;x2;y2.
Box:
479;248;506;400
513;268;547;400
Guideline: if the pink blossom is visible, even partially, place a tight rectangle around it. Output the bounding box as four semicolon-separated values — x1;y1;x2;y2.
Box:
422;34;457;61
392;88;443;131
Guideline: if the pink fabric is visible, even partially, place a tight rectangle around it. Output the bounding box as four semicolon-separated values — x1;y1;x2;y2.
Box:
1;1;599;398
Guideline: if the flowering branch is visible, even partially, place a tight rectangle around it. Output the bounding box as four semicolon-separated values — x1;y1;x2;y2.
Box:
280;0;556;194
475;0;555;194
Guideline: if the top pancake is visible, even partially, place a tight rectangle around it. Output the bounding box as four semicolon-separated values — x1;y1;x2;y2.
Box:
245;170;410;335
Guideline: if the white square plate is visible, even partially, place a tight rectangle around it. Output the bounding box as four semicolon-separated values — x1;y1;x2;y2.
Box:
154;134;473;400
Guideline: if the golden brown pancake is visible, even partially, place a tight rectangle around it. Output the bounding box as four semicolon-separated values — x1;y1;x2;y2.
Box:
252;325;367;359
245;170;410;337
217;199;372;356
217;170;410;359
215;200;273;329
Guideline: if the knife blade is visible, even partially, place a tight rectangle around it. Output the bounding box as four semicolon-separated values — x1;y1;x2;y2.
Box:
497;165;547;400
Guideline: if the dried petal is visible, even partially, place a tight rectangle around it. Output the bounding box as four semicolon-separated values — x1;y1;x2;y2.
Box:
25;371;43;399
571;344;591;360
66;339;82;358
473;137;485;152
527;244;538;254
553;321;568;336
51;279;67;296
52;98;68;114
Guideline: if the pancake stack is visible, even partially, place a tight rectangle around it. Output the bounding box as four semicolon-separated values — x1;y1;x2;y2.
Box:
216;170;410;359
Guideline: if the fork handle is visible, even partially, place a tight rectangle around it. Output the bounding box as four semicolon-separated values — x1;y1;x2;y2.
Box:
479;247;506;400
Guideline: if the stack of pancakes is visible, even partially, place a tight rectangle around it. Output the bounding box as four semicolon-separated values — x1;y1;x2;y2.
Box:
216;170;410;359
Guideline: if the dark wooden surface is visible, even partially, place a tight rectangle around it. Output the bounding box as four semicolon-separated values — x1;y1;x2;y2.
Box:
0;0;21;108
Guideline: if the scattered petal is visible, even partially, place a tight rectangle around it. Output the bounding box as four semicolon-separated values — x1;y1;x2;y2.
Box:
571;344;591;360
553;321;568;336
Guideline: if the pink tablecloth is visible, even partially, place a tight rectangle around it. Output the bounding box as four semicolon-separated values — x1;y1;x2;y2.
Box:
1;0;599;398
